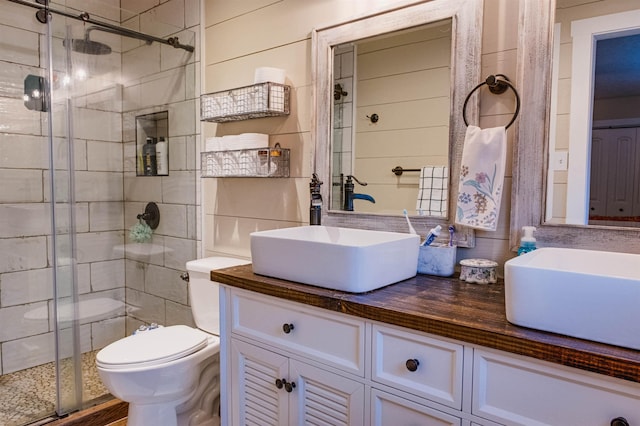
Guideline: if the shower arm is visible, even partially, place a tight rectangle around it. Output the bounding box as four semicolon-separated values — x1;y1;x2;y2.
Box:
6;0;195;53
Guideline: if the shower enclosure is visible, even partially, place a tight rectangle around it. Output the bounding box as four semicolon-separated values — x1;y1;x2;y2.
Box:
0;1;199;425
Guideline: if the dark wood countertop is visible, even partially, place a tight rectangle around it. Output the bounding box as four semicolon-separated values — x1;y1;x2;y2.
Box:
211;264;640;384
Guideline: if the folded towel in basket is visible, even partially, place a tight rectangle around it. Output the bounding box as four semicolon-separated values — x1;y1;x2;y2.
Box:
455;125;506;231
416;166;448;217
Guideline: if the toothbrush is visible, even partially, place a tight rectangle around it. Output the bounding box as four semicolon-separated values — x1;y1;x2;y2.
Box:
448;225;455;246
403;209;417;235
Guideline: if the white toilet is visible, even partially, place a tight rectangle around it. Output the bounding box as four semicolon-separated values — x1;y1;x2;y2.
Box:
96;256;249;426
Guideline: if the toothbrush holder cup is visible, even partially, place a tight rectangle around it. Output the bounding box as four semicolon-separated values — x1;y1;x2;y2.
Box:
417;244;457;277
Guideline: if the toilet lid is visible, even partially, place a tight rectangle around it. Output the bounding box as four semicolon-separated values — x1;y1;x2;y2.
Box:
96;325;208;369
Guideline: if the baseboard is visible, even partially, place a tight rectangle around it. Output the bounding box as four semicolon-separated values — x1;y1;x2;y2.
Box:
47;399;128;426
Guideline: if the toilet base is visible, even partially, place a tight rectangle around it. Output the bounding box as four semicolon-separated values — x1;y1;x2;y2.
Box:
109;351;220;426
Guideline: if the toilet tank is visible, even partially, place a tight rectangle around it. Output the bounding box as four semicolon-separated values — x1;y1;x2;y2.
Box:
186;256;250;335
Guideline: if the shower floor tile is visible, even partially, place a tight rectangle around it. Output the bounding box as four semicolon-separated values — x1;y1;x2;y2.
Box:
0;350;109;426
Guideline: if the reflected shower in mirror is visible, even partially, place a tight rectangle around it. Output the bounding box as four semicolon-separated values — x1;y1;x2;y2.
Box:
546;1;640;227
331;20;452;215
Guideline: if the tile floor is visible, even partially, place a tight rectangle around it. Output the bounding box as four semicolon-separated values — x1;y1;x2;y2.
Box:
0;350;109;426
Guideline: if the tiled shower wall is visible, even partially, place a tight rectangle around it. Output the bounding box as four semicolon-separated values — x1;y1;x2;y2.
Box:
0;0;202;375
120;0;202;335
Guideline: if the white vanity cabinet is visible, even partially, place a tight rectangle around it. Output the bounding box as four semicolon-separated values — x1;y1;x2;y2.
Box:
220;285;640;426
472;348;640;425
224;287;366;425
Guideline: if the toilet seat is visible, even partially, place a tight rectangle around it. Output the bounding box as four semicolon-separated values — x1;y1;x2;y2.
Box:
96;325;209;370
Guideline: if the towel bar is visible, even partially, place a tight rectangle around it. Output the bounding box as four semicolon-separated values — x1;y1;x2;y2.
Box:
391;166;421;176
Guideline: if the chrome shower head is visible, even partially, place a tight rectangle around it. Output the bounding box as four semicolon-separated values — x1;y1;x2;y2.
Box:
64;35;112;55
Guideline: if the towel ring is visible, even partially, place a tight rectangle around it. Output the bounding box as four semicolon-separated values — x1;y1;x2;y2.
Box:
462;74;521;129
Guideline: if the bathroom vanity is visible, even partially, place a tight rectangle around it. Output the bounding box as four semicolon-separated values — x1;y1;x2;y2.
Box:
213;265;640;425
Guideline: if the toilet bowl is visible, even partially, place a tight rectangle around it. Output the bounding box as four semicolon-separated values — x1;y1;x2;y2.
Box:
96;256;250;426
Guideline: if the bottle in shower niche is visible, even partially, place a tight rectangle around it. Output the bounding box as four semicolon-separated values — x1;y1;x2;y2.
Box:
156;137;168;175
142;137;157;176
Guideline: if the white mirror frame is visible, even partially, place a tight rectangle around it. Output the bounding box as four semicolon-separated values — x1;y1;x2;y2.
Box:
312;0;483;247
511;0;640;253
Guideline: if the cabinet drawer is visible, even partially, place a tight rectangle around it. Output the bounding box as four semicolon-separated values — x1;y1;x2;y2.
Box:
229;289;365;375
371;324;464;409
473;348;640;425
371;388;461;426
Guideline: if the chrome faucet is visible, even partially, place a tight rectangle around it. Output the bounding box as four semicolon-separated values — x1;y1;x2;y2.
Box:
343;175;375;211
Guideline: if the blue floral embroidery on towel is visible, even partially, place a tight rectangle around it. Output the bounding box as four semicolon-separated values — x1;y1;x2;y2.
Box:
457;164;502;229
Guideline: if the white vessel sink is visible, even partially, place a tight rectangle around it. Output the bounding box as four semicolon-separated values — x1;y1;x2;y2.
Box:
504;247;640;350
250;226;419;293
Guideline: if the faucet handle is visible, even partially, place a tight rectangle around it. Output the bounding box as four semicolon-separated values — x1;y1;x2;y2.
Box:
346;175;367;186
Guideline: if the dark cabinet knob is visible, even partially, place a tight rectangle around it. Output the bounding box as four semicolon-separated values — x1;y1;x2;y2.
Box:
611;417;629;426
284;381;296;393
282;323;295;334
405;359;420;372
275;378;296;392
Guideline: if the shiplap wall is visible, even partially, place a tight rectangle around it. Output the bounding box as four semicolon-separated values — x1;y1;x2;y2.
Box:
203;0;520;271
354;23;451;214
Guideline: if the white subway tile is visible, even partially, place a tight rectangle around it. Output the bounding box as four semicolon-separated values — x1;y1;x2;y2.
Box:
0;302;49;341
2;332;54;373
124;172;163;202
87;141;124;172
162;171;196;204
0;25;39;66
125;259;145;291
168;99;195;137
126;288;165;325
0;236;47;273
140;0;185;38
91;316;126;350
1;268;53;307
0;169;43;203
166;300;195;327
156;203;187;238
74;230;125;263
144;264;188;304
0;204;50;237
89;201;124;232
91;259;125;291
163;236;196;271
74;171;124;202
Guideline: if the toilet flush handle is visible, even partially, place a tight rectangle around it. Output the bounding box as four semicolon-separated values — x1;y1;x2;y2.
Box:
180;272;189;282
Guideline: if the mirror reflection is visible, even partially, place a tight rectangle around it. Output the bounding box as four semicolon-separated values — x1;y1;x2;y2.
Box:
331;20;452;216
546;0;640;227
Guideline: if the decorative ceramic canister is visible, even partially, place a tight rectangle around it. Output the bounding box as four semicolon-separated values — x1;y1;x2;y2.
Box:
459;258;498;284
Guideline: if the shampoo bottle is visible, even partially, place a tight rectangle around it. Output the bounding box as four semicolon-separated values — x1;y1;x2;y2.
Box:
517;226;537;255
156;137;168;175
142;137;157;176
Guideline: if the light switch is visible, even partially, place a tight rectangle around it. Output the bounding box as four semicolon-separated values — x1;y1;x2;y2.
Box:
553;151;568;170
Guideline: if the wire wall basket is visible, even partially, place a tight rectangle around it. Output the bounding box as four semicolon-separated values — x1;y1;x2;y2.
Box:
200;82;290;122
201;144;290;178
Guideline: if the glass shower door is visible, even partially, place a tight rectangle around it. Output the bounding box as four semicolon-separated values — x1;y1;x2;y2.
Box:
0;1;82;424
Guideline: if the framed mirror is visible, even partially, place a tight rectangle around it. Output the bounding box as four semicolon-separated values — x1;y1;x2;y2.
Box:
512;0;640;253
312;0;484;247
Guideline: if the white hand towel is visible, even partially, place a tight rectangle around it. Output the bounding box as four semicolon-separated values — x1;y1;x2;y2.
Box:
455;125;506;231
416;166;448;217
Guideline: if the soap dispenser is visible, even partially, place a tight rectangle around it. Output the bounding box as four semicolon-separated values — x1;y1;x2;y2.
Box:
517;226;537;256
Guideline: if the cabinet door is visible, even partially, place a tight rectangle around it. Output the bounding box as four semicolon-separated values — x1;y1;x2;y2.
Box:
289;359;365;426
370;388;461;426
231;339;288;426
473;349;640;425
